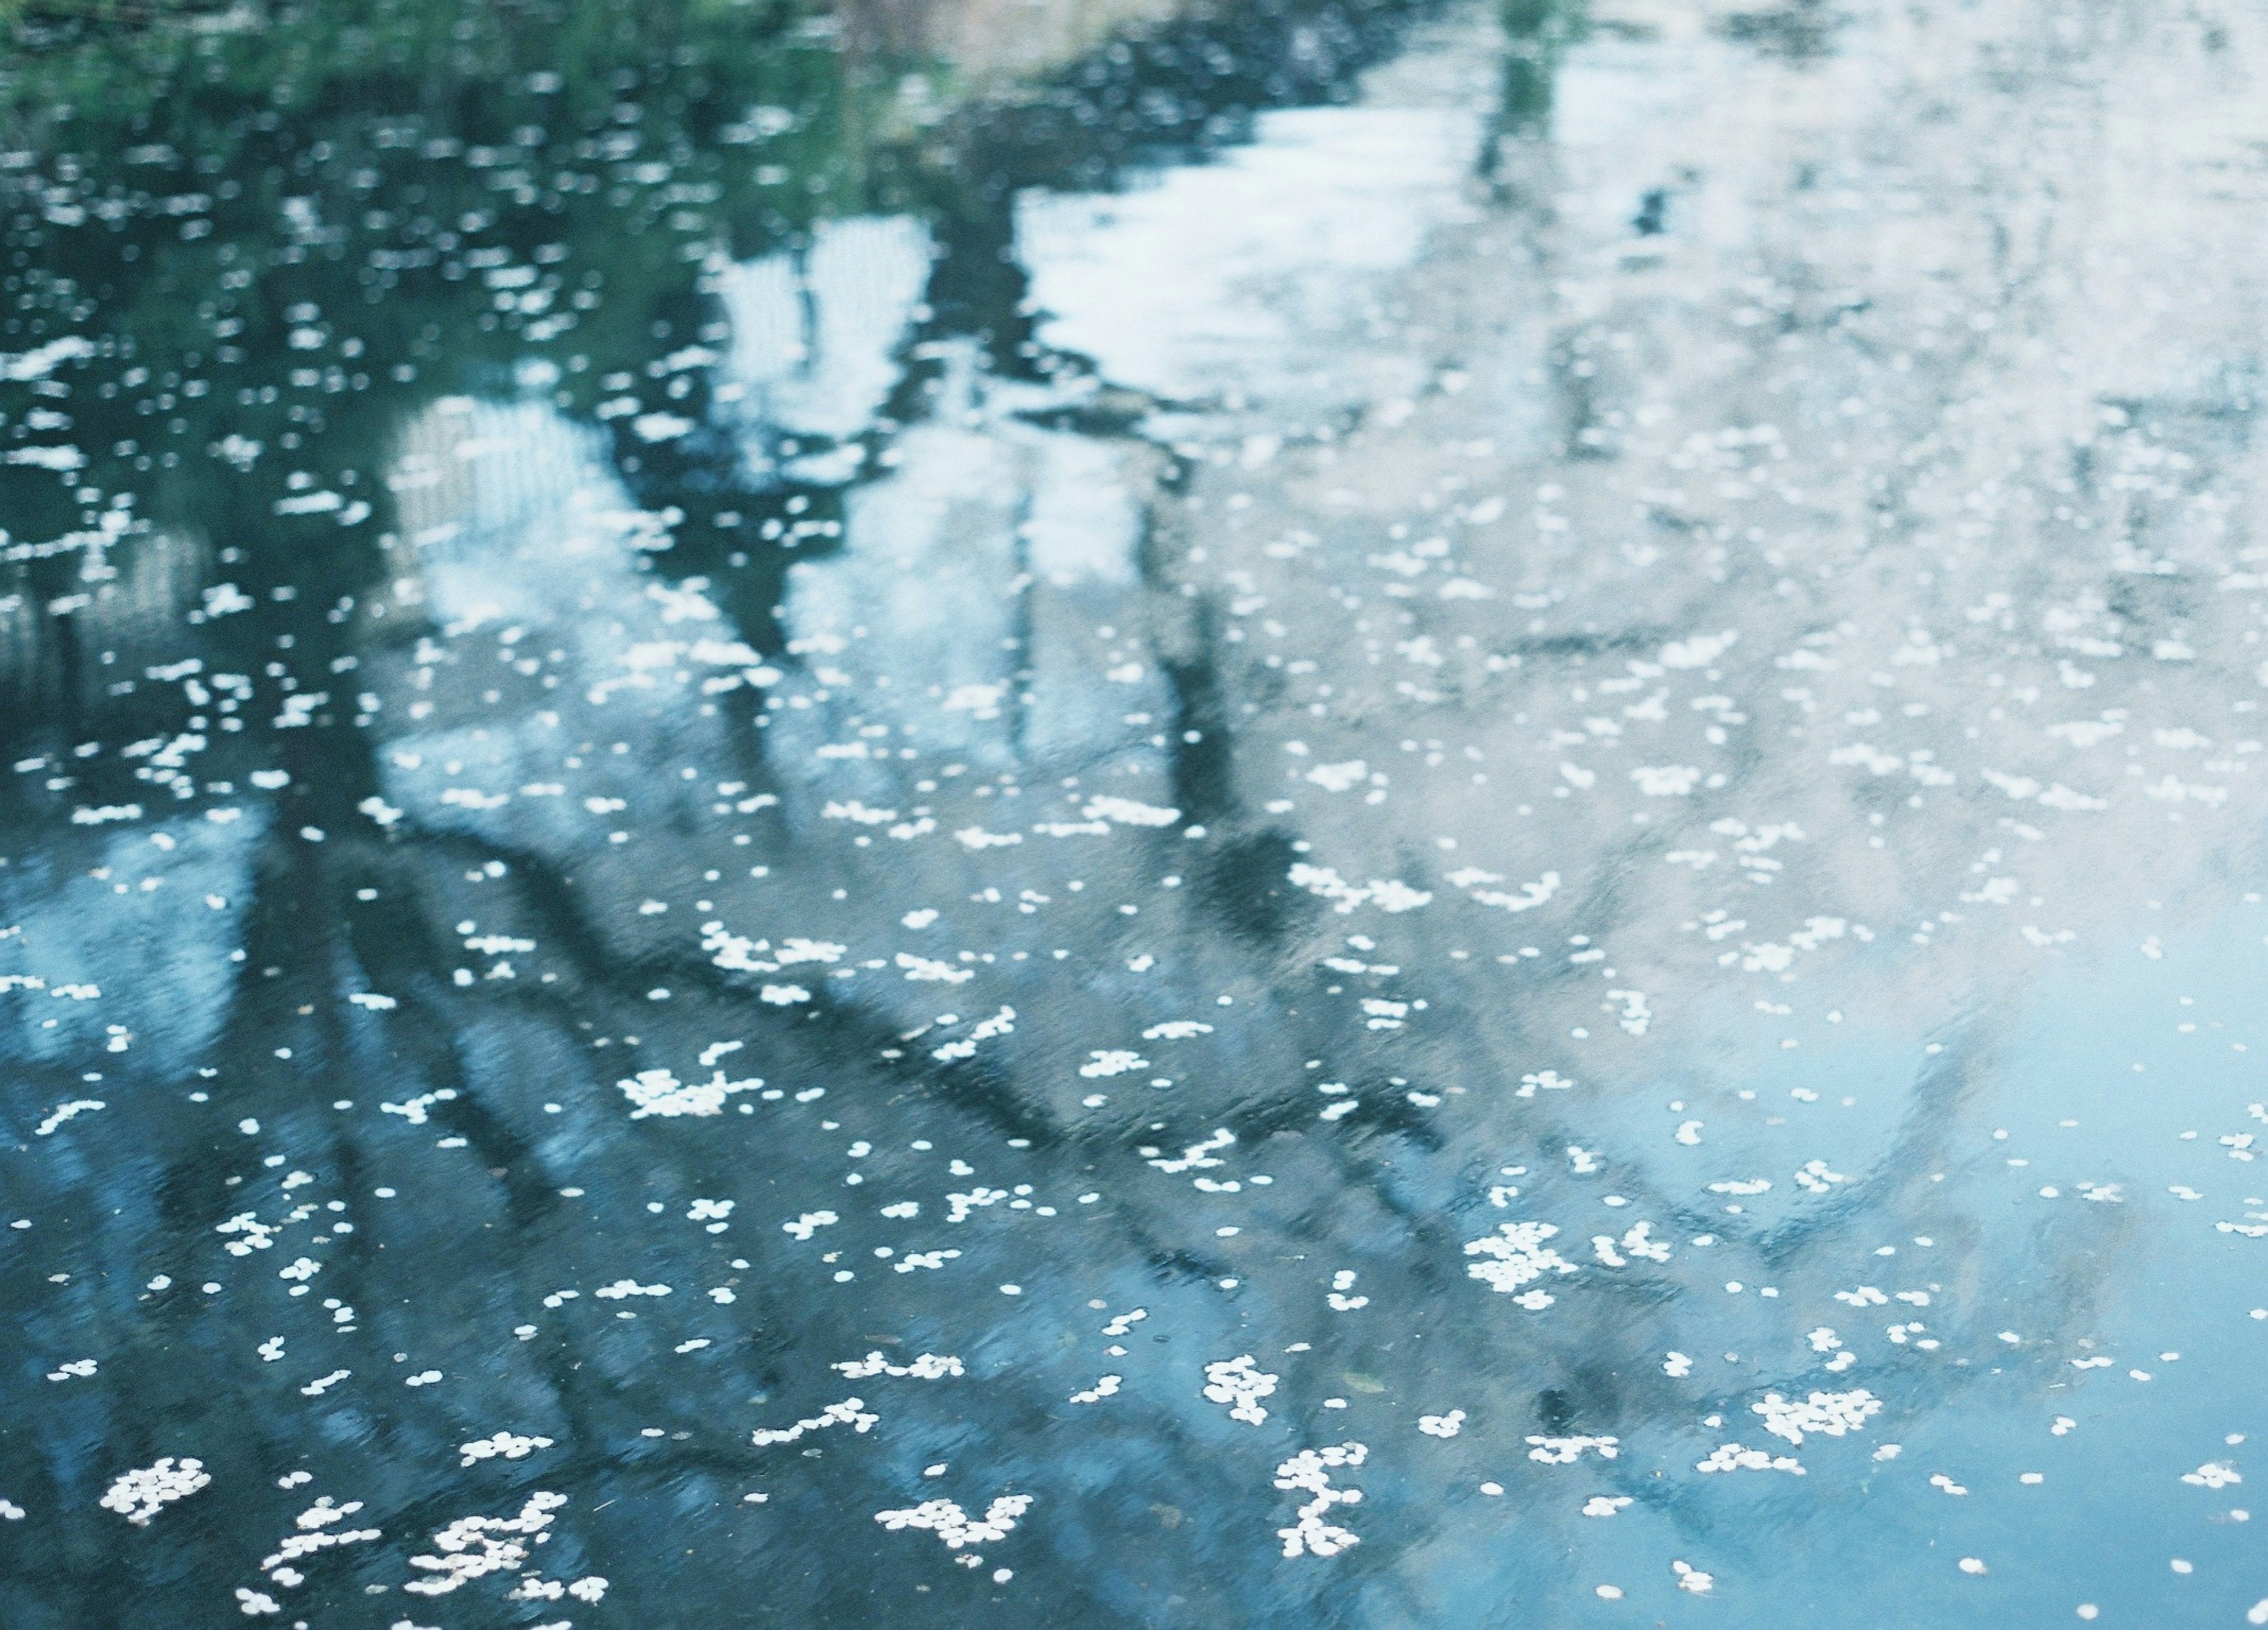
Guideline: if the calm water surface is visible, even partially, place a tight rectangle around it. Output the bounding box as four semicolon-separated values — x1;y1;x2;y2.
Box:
2;0;2266;1624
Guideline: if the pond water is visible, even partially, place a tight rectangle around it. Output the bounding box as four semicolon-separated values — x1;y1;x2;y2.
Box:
2;0;2266;1624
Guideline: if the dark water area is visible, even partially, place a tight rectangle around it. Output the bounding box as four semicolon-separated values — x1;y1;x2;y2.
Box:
1;0;2265;1624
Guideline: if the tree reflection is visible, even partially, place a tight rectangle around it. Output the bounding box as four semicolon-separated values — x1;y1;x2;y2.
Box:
1;1;1475;1622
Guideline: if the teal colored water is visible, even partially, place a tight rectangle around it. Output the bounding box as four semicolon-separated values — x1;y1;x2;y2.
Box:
2;1;2264;1624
